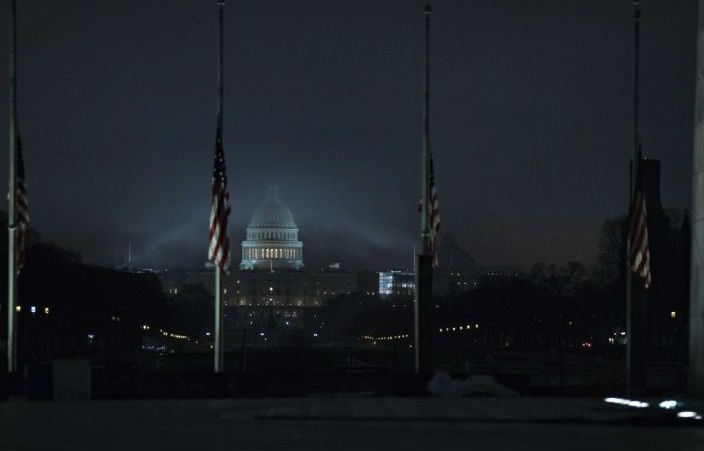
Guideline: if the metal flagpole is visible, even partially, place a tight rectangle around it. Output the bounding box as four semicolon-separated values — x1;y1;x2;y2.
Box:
215;267;223;372
421;0;431;258
414;0;434;374
689;0;704;396
214;0;225;374
626;0;642;395
626;164;632;395
7;0;18;373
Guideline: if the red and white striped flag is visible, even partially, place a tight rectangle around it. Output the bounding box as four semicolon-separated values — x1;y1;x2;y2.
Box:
15;133;29;272
629;186;651;289
208;134;230;272
428;152;440;267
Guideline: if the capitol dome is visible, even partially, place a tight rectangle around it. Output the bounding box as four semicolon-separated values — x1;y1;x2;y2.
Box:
248;196;297;229
240;186;304;271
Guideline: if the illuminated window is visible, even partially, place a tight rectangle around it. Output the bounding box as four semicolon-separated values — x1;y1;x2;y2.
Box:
671;311;677;319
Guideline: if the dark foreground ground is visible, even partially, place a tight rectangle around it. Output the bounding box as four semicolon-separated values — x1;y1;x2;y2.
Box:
1;397;703;450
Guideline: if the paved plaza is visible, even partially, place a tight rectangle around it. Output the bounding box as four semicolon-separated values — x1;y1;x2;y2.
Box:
2;397;703;450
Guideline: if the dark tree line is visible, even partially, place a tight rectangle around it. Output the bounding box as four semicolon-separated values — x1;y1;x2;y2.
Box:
10;241;170;360
0;217;187;365
321;210;690;361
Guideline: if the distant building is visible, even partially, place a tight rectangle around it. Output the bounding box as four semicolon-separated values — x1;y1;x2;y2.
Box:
220;187;355;321
315;263;357;299
160;188;355;313
356;270;379;297
158;268;215;295
378;270;415;299
433;268;476;294
433;234;478;295
228;267;356;308
477;266;523;286
240;186;304;271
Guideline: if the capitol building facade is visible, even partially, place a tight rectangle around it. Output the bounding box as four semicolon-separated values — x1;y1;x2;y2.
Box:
225;187;356;313
240;186;304;271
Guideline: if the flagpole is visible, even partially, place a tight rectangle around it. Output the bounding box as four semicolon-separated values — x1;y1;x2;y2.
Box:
633;0;642;172
626;169;632;395
215;267;223;372
421;0;431;256
414;0;434;374
213;0;225;374
7;0;18;373
690;0;704;397
625;0;642;395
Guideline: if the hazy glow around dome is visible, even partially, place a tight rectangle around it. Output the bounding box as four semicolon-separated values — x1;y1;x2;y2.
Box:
240;186;304;270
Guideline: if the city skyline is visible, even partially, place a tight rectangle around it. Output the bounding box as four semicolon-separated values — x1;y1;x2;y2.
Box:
0;0;696;271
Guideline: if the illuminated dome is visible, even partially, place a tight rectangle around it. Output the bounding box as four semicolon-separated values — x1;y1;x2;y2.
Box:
249;197;297;229
240;186;304;270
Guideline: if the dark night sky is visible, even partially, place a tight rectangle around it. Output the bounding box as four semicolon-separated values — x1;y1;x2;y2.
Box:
0;0;697;271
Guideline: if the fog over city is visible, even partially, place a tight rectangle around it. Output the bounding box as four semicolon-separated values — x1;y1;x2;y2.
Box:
0;0;696;270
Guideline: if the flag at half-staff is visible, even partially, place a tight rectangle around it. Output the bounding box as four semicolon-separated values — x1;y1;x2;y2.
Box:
629;164;651;289
208;134;230;272
428;152;440;267
15;133;29;272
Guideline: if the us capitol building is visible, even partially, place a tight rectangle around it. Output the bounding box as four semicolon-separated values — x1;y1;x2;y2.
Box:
225;187;356;313
239;186;304;271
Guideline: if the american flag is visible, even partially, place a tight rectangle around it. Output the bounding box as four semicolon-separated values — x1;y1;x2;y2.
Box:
208;133;230;272
428;152;440;267
15;133;29;272
628;178;651;289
